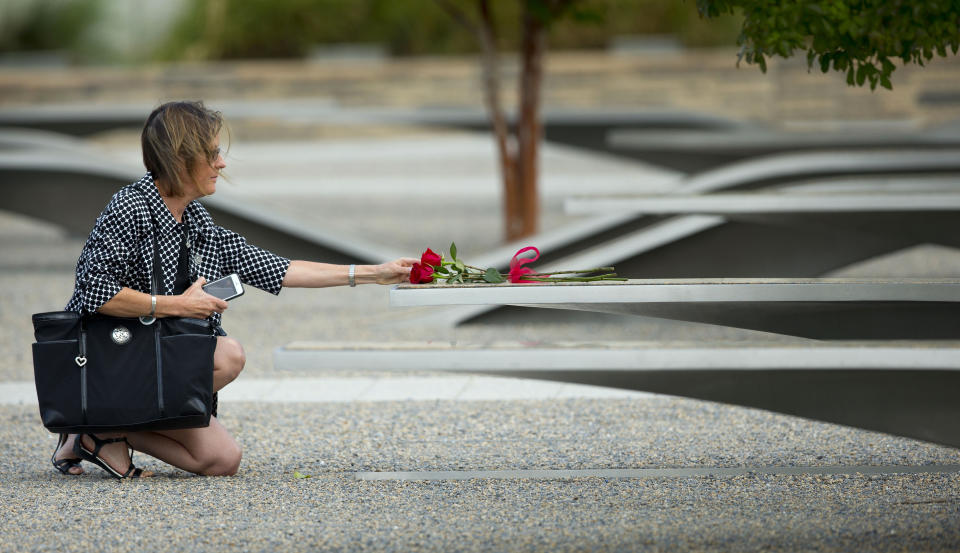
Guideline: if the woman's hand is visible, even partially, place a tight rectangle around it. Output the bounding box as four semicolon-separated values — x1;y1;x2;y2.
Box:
175;278;228;318
99;280;227;319
374;257;419;284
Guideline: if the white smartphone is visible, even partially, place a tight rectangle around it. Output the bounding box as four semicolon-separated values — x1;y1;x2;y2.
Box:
202;273;244;301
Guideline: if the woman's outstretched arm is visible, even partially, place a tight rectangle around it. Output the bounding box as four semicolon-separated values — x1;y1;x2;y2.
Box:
281;258;418;288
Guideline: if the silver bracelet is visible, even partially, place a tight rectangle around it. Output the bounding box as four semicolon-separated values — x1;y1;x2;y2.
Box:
139;295;157;326
348;264;356;287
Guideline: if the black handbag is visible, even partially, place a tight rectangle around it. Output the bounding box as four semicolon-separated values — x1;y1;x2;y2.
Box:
31;213;216;433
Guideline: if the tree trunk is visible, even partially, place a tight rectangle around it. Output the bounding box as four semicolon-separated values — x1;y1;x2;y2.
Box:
435;0;543;242
204;0;227;59
475;1;520;243
512;6;545;241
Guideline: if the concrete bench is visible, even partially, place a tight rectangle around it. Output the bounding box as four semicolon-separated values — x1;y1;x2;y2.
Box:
390;279;960;340
439;171;960;328
496;151;960;276
563;190;960;254
0;101;742;149
675;150;960;194
565;190;960;216
274;340;960;448
0;134;665;272
606;126;960;172
409;208;960;326
0;147;400;264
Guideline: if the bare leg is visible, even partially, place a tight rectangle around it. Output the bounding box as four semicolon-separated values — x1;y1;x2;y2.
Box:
213;336;245;392
127;336;246;475
62;336;247;477
126;417;241;476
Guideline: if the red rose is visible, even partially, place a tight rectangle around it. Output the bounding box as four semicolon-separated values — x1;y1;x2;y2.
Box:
421;248;441;267
409;262;435;284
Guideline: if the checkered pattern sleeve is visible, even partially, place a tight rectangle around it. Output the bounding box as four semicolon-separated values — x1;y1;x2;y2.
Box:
71;190;149;313
216;226;290;295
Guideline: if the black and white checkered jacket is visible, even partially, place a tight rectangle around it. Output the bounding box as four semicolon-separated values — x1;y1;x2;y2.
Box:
65;173;290;327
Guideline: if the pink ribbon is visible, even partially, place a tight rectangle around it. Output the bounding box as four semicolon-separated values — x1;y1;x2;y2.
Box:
509;246;545;283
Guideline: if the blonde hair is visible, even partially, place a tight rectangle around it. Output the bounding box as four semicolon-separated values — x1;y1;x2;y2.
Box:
141;101;224;197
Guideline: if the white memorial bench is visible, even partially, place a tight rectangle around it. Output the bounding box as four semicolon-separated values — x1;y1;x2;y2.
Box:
673;150;960;194
378;280;960;447
274;339;960;448
606;126;960;172
0;146;399;264
442;175;960;328
565;190;960;216
563;189;960;260
0;102;741;147
390;279;960;340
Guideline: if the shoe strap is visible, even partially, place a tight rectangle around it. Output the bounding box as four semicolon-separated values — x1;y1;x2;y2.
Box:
86;434;129;457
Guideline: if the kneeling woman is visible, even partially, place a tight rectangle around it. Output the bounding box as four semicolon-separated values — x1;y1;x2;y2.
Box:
50;101;415;478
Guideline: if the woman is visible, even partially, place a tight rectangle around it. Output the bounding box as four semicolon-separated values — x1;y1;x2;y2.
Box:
50;101;416;478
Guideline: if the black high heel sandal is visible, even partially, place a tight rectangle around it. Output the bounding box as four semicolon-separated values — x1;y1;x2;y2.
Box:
73;434;145;479
51;434;82;475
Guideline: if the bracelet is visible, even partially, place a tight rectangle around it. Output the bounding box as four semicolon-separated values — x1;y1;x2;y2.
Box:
348;264;356;287
139;295;158;326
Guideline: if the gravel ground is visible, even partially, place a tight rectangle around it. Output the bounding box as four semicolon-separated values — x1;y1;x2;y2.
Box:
3;400;960;552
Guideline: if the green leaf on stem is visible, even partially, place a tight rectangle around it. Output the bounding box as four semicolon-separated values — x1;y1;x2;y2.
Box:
483;268;505;283
455;260;466;271
450;242;458;261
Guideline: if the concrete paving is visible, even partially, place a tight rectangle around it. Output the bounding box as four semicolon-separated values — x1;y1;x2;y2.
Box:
4;399;960;552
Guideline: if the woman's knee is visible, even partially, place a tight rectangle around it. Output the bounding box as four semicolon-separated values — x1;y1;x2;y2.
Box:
215;337;246;381
201;442;242;476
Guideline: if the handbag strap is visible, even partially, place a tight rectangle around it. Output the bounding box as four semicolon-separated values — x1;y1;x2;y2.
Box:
150;226;161;298
139;188;163;325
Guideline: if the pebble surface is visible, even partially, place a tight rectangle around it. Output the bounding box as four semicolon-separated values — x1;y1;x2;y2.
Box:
2;400;960;552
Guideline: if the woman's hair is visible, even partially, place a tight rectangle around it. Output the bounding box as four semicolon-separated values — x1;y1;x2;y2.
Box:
141;101;224;197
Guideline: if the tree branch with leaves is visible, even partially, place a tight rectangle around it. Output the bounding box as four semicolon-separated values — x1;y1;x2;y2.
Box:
698;0;960;90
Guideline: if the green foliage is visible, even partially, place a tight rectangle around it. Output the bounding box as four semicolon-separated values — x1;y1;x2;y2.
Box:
483;267;506;283
0;0;102;57
548;0;741;49
161;0;741;61
698;0;960;90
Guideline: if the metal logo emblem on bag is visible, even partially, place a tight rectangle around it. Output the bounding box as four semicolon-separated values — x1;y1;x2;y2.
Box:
111;326;132;345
